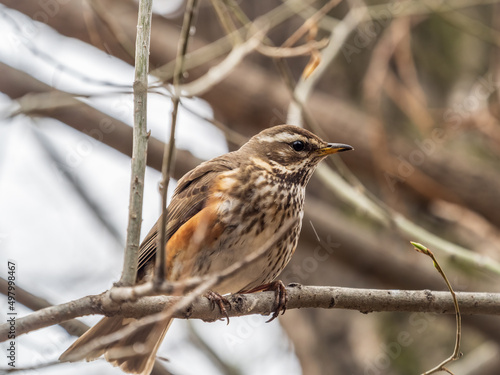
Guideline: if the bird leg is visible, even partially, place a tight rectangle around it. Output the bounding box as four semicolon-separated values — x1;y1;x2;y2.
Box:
205;291;231;324
245;280;288;322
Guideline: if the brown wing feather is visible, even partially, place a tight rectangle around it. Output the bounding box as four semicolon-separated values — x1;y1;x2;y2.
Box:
136;152;238;278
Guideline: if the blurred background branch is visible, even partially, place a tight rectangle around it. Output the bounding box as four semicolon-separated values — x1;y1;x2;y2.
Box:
1;0;500;374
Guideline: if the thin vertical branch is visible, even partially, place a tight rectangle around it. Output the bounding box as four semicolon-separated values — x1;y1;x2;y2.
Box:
120;0;153;286
155;0;199;283
411;242;462;374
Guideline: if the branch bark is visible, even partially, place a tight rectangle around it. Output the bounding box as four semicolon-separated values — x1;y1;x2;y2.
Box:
0;278;173;375
156;0;198;284
1;285;499;342
121;0;153;286
0;277;88;337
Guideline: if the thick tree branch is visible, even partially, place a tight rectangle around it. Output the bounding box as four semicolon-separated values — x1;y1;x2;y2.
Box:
1;286;499;342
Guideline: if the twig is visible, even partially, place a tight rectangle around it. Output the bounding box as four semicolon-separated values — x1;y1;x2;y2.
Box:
256;38;329;57
174;27;265;97
155;0;199;284
314;165;389;223
446;340;499;374
0;278;169;375
411;242;462;375
397;216;500;274
284;0;340;32
210;0;243;46
120;0;153;286
293;0;500;34
178;99;248;147
287;5;367;125
221;0;298;94
2;285;499;342
151;0;316;84
281;0;342;48
87;0;135;58
0;277;88;337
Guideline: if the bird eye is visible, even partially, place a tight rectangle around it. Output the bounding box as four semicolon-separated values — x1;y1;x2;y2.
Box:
291;140;305;152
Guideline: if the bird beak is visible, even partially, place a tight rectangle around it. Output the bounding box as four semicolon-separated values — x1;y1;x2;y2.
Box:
317;143;354;156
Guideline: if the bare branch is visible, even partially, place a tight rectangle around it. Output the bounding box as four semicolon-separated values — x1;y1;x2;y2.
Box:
156;0;199;284
286;5;367;125
292;0;500;34
211;0;242;46
175;28;264;97
256;39;329;58
0;277;88;337
2;286;499;342
121;0;153;286
0;279;169;375
281;0;342;48
411;242;462;374
151;0;317;83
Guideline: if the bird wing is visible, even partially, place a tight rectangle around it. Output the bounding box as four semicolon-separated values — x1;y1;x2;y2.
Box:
136;152;238;278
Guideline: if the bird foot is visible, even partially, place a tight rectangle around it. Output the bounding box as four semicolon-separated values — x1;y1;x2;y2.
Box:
246;280;288;322
206;291;231;324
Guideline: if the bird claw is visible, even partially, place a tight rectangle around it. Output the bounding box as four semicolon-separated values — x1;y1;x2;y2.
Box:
245;280;288;322
206;291;231;324
264;280;288;322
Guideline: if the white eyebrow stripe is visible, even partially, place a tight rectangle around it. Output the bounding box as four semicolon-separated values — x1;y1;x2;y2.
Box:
258;133;304;143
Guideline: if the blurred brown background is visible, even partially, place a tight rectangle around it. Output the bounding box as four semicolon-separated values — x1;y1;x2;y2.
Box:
1;0;500;374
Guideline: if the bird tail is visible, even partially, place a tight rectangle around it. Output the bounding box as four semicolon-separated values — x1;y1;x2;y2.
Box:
59;316;172;375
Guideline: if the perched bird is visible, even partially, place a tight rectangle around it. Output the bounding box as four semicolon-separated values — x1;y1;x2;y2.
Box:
60;124;353;374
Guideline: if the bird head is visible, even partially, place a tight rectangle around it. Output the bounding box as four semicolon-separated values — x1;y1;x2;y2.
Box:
240;125;353;185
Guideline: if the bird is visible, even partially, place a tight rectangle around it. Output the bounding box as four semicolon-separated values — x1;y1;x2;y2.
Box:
59;124;353;375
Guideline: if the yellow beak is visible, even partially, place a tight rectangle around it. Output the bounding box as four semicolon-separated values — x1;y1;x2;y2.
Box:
317;143;353;156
